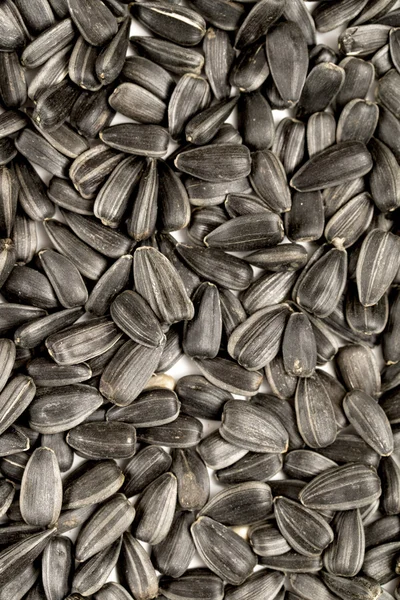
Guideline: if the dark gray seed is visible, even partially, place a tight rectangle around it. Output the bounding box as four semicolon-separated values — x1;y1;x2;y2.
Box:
324;509;365;576
93;583;134;600
379;455;400;515
290;573;346;600
134;246;194;323
159;567;224;600
0;167;17;239
14;160;56;221
51;504;98;535
343;389;392;456
282;312;317;377
168;73;211;141
172;448;209;511
0;51;26;109
337;100;379;144
216;451;283;485
195;356;263;396
44;219;108;280
39;248;88;308
13;0;54;35
67;421;136;459
229;42;269;93
381;364;400;394
357;229;400;306
111;290;165;349
100;339;164;406
336;57;375;109
103;0;127;18
71;87;115;139
0;304;46;337
69;36;102;91
21;18;75;69
183;282;221;359
205;212;283;252
132;472;176;545
313;0;368;33
285;191;324;243
203;27;233;101
109;82;166;125
239;91;274;151
42;536;73;600
249;150;292;213
249;522;291;557
14;306;83;350
0;375;35;436
131;36;204;75
20;447;62;527
12;212;37;265
118;533;158;600
265;352;298;400
186;177;251;208
127;158;158;241
383;289;400;364
0;527;55;586
283;0;316;44
235;0;286;49
318;432;380;467
363;541;400;584
372;44;393;76
295;375;337;448
259;551;322;573
85;255;133;317
100;123;169;157
158;161;191;232
0;338;16;394
307;112;336;158
325;192;374;249
63;460;124;509
0;0;29;52
46;317;122;366
35;82;81;135
0;137;16;166
228;304;291;370
175;374;230;420
75;494;135;562
377;105;400;163
69;144;124;199
122;55;174;101
0;238;16;289
225;570;285;600
336;343;380;397
322;295;375;346
123;446;172;498
41;432;74;472
96;17;130;85
284;450;338;481
339;24;391;56
28;384;103;434
137;414;202;448
197;430;247;471
94;156;144;228
155;233;200;297
191;517;256;585
72;537;121;597
323;177;365;220
369;137;400;212
291;140;373;191
0;480;15;518
176;144;251;183
265;78;292;110
186;96;238;146
1;562;40;600
390;27;400;74
219;287;247;339
3;264;58;310
0;451;29;482
199;481;272;525
277;119;307;179
266;21;308;107
47;177;93;215
67;0;117;46
156;324;183;373
366;515;400;550
352;0;397;25
152;511;195;578
296;62;345;118
15;129;70;179
299;463;382;510
27;44;71;102
30;108;89;159
314;370;347;428
189;0;244;31
377;68;400;119
220;398;289;453
132;1;206;47
275;496;334;556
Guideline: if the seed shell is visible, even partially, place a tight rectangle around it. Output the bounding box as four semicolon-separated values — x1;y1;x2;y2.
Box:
72;537;121;597
14;306;83;349
132;472;177;545
67;422;136;460
159;567;224;600
235;0;286;50
0;528;55;586
122;446;172;498
96;17;130;85
118;532;158;600
67;0;118;47
109;82;166;125
152;511;195;579
63;460;124;509
131;36;204;75
175;144;251;183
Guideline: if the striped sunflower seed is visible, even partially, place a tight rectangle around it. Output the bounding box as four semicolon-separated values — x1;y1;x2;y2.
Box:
244;244;307;273
264;353;298;400
318;432;380;467
283;0;316;45
249;522;291;557
66;421;136;460
189;0;243;31
67;0;117;46
185;176;251;208
0;166;18;239
131;36;204;75
197;430;248;471
111;290;165;349
93;582;134;600
275;496;334;557
377;105;400;163
336;343;381;397
100;339;164;406
27;44;70;102
0;375;36;436
96;17;130;85
183;282;221;359
337;99;379;144
205;213;283;251
127;158;158;241
69;144;124;199
159;567;224;600
353;0;397;24
235;0;286;49
137;414;202;448
191;517;256;585
152;511;195;578
3;264;59;310
0;528;55;586
249;150;291;213
14;307;83;349
85;255;132;317
284;450;338;481
203;27;233;101
63;460;124;509
122;446;171;498
219;288;247;339
229;43;269;93
47;177;93;216
285;191;324;243
15;129;71;179
42;535;73;600
324;509;365;577
132;472;176;545
383;289;400;364
21;18;75;69
199;481;272;526
75;494;135;562
372;43;393;76
299;463;382;511
336;56;375;108
194;356;263;396
175;144;251;183
122;56;174;101
0;480;15;519
72;537;121;596
157;160;191;232
363;541;400;584
259;551;322;573
0;51;26;109
0;338;16;393
69;36;102;92
171;448;209;511
13;212;37;265
271;117;307;179
339;23;391;56
71;87;115;140
9;159;51;221
13;0;54;36
109;82;166;125
369;137;400;213
0;0;28;52
323;177;365;220
343;390;393;456
295;375;337;448
313;0;368;33
216;451;283;485
38;248;88;309
325;192;374;249
100;123;169;157
224;570;284;600
168;73;210;140
0;238;16;289
186;96;238;146
118;532;158;600
296;63;345;118
365;515;400;549
28;383;103;434
379;456;400;516
289;573;343;600
307;112;336;158
40;432;74;472
174;374;230;420
107;388;179;427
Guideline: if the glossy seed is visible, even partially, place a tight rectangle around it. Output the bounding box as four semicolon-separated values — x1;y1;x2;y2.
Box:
63;460;124;509
175;144;251;183
230;43;269;93
118;532;158;600
249;522;291;557
313;0;368;33
96;17;130;85
132;472;176;545
67;0;117;46
39;248;88;309
72;537;121;597
137;414;202;448
363;541;400;584
69;144;124;199
282;313;317;378
357;229;400;306
189;0;244;31
69;36;102;92
336;56;375;108
131;36;204;75
205;213;283;252
343;390;393;456
0;238;16;289
339;23;391;56
111;290;165;349
21;18;75;69
40;432;74;473
152;511;195;579
122;56;174;101
258;552;322;573
0;51;27;109
14;307;83;350
100;123;169;157
235;0;286;50
324;509;365;576
285;191;324;243
307;112;336;158
295;375;337;449
109;82;166;125
216;451;283;485
0;528;55;586
85;255;132;317
203;28;233;101
336;343;381;397
159;567;224;600
171;448;209;511
368;137;400;213
249;150;291;213
0;375;36;436
71;87;115;140
42;535;73;600
0;0;29;52
337;100;379;145
67;422;136;460
16;129;70;179
325;192;374;249
199;481;272;526
122;446;171;498
195;356;263;396
197;430;248;471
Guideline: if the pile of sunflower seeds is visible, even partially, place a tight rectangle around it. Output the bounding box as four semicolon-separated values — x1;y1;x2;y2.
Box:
3;0;400;598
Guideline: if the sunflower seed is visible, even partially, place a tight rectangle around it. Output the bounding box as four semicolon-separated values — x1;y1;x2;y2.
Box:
126;158;158;241
0;375;36;436
0;238;16;289
299;463;382;511
131;472;176;545
85;255;132;317
226;570;285;600
0;166;18;239
0;52;26;109
68;36;102;92
219;288;247;340
205;213;283;252
377;105;400;163
186;97;238;146
38;248;87;309
238;91;274;151
0;527;54;586
0;0;29;52
157;232;201;297
175;144;251;183
383;289;400;364
339;24;391;56
174;375;229;420
0;304;45;338
14;306;83;350
0;339;15;394
71;87;115;139
100;123;169;157
21;18;75;69
197;430;248;471
295;375;338;448
182;283;220;359
109;82;166;125
259;551;322;573
264;353;298;400
137;414;202;448
12;212;36;265
336;57;375;110
28;384;103;434
67;0;117;46
75;494;135;562
369;137;400;212
16;129;70;179
131;36;204;75
0;480;15;519
159;567;224;600
27;45;70;102
229;42;269;93
313;0;368;33
203;27;233;101
296;62;345;118
192;517;256;585
337;100;379;145
72;537;121;597
282;312;317;378
195;356;263;396
95;17;129;85
343;389;392;456
63;460;124;509
379;455;400;515
325;192;374;249
306;112;336;158
46;178;91;216
249;150;292;213
117;532;158;600
3;264;59;310
336;343;381;396
152;511;195;579
122;446;171;498
249;522;291;557
199;481;272;526
318;432;380;468
185;176;251;208
189;0;243;31
323;177;365;220
363;541;400;584
235;0;286;49
372;44;393;77
216;451;283;485
285;191;324;243
67;421;136;460
352;0;397;25
122;57;173;104
324;508;366;577
110;290;164;349
171;448;209;511
289;573;346;600
284;450;337;481
41;535;73;600
39;433;73;474
69;144;124;199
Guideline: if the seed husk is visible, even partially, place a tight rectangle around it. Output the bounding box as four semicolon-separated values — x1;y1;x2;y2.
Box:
249;150;292;213
137;414;202;448
363;541;400;584
235;0;286;50
368;137;400;213
107;387;179;427
336;343;381;397
122;446;172;498
71;87;115;140
189;0;244;31
195;355;263;396
152;511;195;579
216;451;283;485
307;112;336;158
174;374;231;421
39;248;88;309
284;450;338;482
3;264;59;310
283;0;316;45
72;537;121;597
69;36;102;92
324;509;365;577
40;433;73;473
183;282;221;359
229;43;269;93
75;494;135;562
313;0;368;33
42;535;73;600
96;17;130;85
191;517;257;585
28;383;103;434
67;0;118;47
343;389;392;456
27;44;71;102
249;522;291;557
171;448;210;511
85;255;132;317
16;129;71;179
200;481;272;526
109;82;167;125
14;306;83;350
47;177;93;216
118;532;159;600
67;421;136;460
0;527;55;586
337;99;379;145
69;144;124;199
225;570;285;600
265;352;298;401
336;56;375;109
21;18;75;69
299;462;382;511
203;27;233;101
0;238;16;290
197;430;248;471
111;290;165;349
325;192;374;249
339;23;391;56
159;567;224;600
0;375;36;436
0;0;29;53
205;213;283;252
132;472;177;545
285;191;324;243
100;123;169;157
379;455;400;516
175;144;251;183
186;96;238;146
131;36;205;75
259;551;322;573
63;460;124;509
0;51;27;109
122;56;174;101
